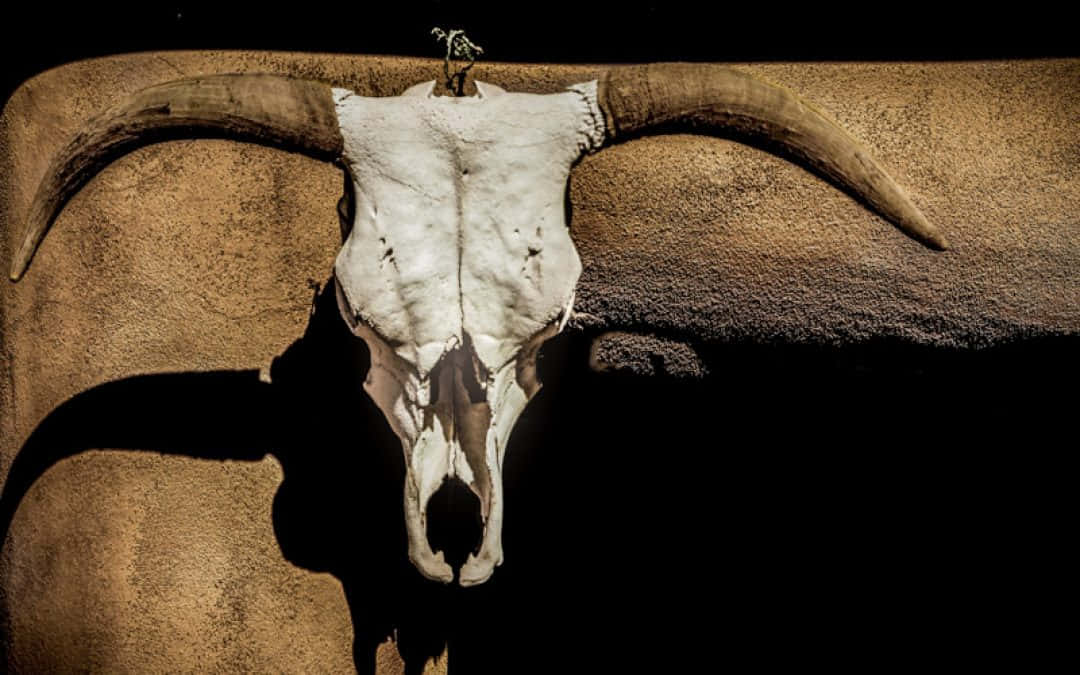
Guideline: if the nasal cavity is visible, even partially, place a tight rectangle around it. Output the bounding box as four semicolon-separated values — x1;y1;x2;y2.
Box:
429;338;489;406
426;479;483;570
459;334;489;404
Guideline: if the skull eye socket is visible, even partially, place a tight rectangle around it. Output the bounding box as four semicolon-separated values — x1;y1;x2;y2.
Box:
336;171;356;240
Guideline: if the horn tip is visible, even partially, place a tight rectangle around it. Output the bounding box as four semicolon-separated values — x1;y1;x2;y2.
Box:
923;229;949;251
904;210;948;251
10;238;33;281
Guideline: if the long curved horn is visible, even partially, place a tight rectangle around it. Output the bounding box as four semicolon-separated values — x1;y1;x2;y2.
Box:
9;74;344;281
596;63;948;250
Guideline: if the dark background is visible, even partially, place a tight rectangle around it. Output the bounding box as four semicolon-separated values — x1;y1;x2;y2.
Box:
2;0;1077;105
1;2;1072;670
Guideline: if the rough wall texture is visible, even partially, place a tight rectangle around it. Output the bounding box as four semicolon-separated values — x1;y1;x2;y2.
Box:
0;53;1077;672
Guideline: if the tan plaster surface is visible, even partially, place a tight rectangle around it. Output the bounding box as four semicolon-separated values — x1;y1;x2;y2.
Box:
1;52;1076;672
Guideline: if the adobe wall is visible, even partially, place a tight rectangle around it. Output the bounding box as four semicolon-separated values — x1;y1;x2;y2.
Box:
1;53;1076;672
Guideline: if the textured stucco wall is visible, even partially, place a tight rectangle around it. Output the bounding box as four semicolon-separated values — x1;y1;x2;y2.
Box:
1;53;1077;672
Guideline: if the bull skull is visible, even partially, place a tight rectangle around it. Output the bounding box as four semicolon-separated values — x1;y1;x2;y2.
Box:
9;64;946;586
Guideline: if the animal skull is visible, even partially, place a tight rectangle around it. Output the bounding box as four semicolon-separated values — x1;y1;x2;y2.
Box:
9;63;946;586
331;79;601;584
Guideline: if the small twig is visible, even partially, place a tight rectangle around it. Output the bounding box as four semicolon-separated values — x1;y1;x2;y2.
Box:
431;28;484;96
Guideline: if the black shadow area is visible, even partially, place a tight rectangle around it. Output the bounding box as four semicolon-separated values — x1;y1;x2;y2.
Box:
2;281;1073;672
0;282;439;674
444;332;1075;672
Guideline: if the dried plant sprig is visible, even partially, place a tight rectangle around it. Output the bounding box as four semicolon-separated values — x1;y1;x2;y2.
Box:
432;28;484;96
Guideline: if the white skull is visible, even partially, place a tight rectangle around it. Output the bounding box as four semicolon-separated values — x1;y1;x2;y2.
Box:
331;80;605;585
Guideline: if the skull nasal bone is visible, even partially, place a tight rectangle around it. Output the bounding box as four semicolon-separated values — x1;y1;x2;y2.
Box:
429;337;489;406
458;342;488;404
